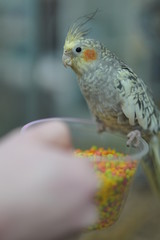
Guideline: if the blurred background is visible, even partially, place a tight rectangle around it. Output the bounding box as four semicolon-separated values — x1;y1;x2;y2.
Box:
0;0;160;136
1;0;160;239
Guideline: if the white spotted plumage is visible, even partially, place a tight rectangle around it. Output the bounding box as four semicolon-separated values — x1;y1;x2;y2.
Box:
115;66;160;134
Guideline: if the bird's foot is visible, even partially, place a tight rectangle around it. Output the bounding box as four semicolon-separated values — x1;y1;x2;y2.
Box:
96;117;106;133
127;130;141;147
97;122;106;133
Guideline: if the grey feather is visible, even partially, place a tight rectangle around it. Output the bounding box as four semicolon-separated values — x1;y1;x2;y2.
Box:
64;37;160;137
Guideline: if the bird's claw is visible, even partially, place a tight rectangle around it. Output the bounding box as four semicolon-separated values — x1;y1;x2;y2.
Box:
127;130;141;147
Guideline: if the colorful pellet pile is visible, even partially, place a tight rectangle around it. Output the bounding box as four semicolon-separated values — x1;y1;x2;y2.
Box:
75;146;137;230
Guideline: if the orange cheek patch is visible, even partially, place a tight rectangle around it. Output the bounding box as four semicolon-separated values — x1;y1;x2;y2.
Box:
83;49;97;62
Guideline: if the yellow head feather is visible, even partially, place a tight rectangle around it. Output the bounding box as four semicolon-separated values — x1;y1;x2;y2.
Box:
64;10;98;50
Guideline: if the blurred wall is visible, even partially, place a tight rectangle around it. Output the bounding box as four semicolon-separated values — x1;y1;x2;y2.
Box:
0;0;159;135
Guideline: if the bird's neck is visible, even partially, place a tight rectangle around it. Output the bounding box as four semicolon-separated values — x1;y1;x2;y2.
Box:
71;58;98;77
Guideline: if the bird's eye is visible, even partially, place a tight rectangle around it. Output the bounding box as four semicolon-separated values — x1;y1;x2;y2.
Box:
76;47;82;53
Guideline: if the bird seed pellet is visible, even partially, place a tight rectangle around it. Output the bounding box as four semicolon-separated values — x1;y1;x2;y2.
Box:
75;146;137;230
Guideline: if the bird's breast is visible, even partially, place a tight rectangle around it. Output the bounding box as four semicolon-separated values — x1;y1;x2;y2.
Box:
78;70;120;115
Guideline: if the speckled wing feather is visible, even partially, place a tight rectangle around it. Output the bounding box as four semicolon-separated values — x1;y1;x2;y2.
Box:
114;65;160;134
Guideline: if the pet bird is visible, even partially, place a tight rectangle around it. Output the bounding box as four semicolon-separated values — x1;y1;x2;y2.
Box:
62;13;160;147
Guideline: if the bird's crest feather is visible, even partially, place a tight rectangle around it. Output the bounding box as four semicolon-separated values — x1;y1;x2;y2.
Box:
65;10;98;48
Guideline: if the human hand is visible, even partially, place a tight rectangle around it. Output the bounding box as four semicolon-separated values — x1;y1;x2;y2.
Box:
0;122;98;240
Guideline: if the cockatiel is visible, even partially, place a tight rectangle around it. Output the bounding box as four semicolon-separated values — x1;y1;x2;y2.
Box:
62;13;160;147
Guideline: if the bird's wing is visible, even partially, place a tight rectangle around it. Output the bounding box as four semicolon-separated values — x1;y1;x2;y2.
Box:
114;65;160;133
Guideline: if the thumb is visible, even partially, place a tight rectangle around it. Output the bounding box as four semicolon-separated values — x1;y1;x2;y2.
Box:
23;121;73;150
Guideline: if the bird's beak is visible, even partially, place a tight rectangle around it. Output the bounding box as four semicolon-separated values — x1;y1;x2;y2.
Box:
62;53;72;68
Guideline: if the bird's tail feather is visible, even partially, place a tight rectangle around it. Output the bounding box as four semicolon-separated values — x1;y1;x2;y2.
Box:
141;135;160;198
